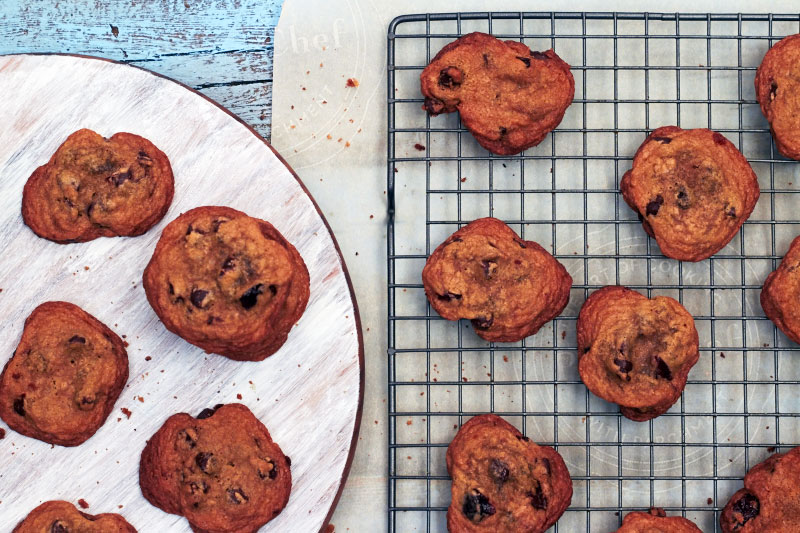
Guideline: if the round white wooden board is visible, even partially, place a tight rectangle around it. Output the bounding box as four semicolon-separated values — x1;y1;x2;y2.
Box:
0;54;363;532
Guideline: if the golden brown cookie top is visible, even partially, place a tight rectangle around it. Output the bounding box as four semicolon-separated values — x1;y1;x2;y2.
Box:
620;126;760;262
577;286;699;422
142;206;309;361
613;507;701;532
0;301;128;446
139;403;291;533
422;218;572;343
21;128;174;243
446;414;572;533
720;446;800;532
420;32;574;155
12;500;137;533
761;235;800;345
755;34;800;159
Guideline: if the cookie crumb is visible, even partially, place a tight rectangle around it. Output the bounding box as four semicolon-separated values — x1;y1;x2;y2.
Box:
0;428;5;439
707;498;713;505
346;78;359;87
237;393;242;400
78;498;89;509
145;356;152;361
121;408;132;419
414;143;425;151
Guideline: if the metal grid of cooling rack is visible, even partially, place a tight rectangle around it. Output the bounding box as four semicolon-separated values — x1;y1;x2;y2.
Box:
387;12;800;532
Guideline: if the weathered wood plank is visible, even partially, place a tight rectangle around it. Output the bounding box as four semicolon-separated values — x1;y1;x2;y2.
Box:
0;0;280;138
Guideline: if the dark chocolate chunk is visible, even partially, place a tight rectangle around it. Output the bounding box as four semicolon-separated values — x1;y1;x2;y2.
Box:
528;483;548;510
259;459;278;480
531;51;549;60
515;238;526;248
482;53;490;66
516;434;530;442
542;458;552;476
137;151;153;166
732;492;760;525
645;195;664;216
190;289;210;309
651;136;672;144
50;522;69;533
676;187;690;210
196;408;217;420
107;169;133;187
438;66;463;89
227;488;249;504
13;395;25;416
726;206;737;218
472;316;494;329
613;357;633;373
179;429;197;448
436;291;462;302
654;356;673;381
195;452;214;473
770;80;778;101
499;126;507;136
462;489;495;522
240;284;264;309
68;335;86;344
516;56;531;67
424;96;445;115
489;458;510;484
220;256;236;274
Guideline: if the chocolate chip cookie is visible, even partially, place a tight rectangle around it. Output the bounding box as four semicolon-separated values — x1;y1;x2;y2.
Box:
620;126;760;262
761;235;800;345
720;446;800;532
22;128;174;243
577;286;699;422
447;414;572;533
755;34;800;160
12;500;137;533
422;217;572;343
142;206;310;361
420;32;574;155
614;508;701;532
139;403;291;533
0;301;128;446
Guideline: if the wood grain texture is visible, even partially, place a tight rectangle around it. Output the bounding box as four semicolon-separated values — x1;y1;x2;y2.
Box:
0;0;281;139
0;54;362;533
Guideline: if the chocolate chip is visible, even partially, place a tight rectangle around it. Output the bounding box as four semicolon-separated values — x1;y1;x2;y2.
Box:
481;259;497;279
528;484;548;510
220;256;236;275
186;224;206;236
516;434;530;442
211;219;227;232
168;282;175;295
726;206;737;218
732;492;760;525
50;522;69;533
462;489;495;522
13;395;24;416
137;151;153;166
516;56;531;67
240;284;264;309
423;97;445;115
259;459;278;480
195;452;214;473
286;456;292;466
489;458;509;484
613;357;633;373
190;289;210;309
482;53;489;66
515;239;526;248
68;335;86;344
196;404;224;419
651;136;672;144
712;132;727;145
107;169;133;187
677;187;690;210
645;195;664;216
227;488;249;504
81;396;95;406
542;458;551;476
531;51;549;60
472;316;494;329
86;200;97;217
438;66;463;88
269;284;278;295
436;291;461;302
583;345;591;354
179;429;197;448
770;80;778;101
499;126;507;137
654;356;673;380
189;480;209;494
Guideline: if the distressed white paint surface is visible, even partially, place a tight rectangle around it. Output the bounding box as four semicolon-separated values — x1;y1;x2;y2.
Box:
0;54;361;532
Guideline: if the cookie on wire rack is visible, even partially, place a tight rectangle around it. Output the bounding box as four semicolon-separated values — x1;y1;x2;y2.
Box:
12;500;136;532
620;126;760;262
761;234;800;345
755;33;800;160
614;507;701;532
420;32;574;155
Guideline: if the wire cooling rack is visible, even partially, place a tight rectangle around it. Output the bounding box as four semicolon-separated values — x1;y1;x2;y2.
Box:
387;11;800;532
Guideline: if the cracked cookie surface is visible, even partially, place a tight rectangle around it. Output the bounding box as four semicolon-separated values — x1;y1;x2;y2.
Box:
422;217;572;343
142;206;309;361
761;235;800;345
22;128;174;243
447;414;572;533
720;446;800;532
420;32;574;155
755;33;800;159
0;301;128;446
13;500;137;533
620;126;759;262
139;403;291;533
577;286;699;422
614;507;701;532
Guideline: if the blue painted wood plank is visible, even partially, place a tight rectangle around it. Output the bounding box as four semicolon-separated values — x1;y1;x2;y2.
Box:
0;0;283;139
